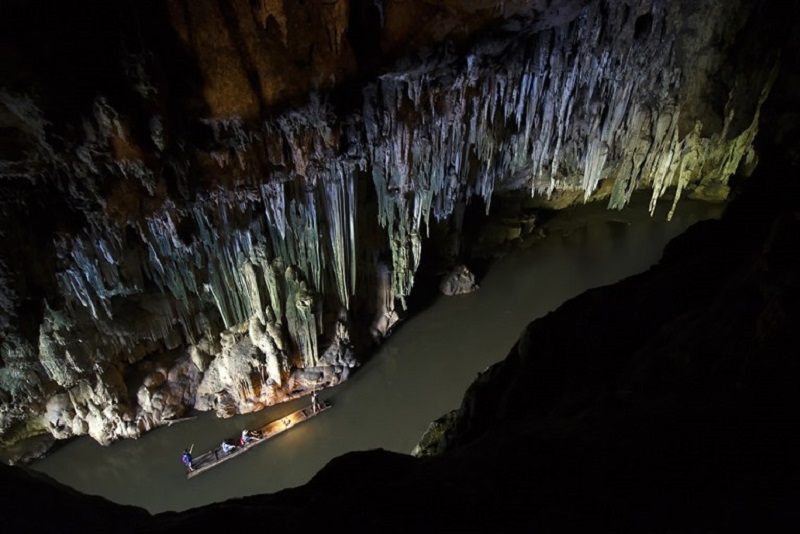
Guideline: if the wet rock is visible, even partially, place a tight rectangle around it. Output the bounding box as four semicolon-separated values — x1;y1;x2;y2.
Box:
44;394;75;440
142;371;165;389
411;410;459;457
439;265;479;296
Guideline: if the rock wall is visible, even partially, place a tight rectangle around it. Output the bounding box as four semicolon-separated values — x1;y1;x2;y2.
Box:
3;105;799;531
0;0;782;456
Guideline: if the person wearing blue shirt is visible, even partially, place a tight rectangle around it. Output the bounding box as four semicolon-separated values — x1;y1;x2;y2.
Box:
181;449;194;470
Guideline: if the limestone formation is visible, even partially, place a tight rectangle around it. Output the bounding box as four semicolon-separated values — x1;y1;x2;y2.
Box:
0;0;783;457
439;265;479;296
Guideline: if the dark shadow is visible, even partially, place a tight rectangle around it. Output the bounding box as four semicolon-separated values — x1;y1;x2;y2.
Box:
634;13;653;40
347;0;385;76
0;0;215;352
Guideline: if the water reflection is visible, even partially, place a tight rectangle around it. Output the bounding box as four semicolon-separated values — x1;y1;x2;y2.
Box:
30;196;723;513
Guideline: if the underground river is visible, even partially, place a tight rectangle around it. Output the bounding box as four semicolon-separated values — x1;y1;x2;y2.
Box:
30;194;723;513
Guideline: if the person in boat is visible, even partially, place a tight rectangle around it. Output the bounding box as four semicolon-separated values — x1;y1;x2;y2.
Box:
181;449;194;471
311;389;319;413
240;429;257;445
221;439;236;454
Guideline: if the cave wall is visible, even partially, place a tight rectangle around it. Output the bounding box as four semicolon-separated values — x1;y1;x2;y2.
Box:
0;0;782;457
3;105;799;532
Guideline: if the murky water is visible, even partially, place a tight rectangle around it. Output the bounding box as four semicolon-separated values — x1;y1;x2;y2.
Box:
30;195;723;513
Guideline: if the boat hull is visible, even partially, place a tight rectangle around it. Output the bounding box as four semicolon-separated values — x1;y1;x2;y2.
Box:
186;400;332;479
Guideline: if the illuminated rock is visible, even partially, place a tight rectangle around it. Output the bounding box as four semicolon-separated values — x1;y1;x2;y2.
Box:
439;265;479;296
0;0;783;455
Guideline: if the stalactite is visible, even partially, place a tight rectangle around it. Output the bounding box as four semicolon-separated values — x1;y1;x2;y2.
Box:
669;121;704;221
243;261;267;324
320;162;357;308
284;267;318;367
264;260;286;324
0;0;779;448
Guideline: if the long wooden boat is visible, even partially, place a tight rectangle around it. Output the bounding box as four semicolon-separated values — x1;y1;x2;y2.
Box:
186;400;331;479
